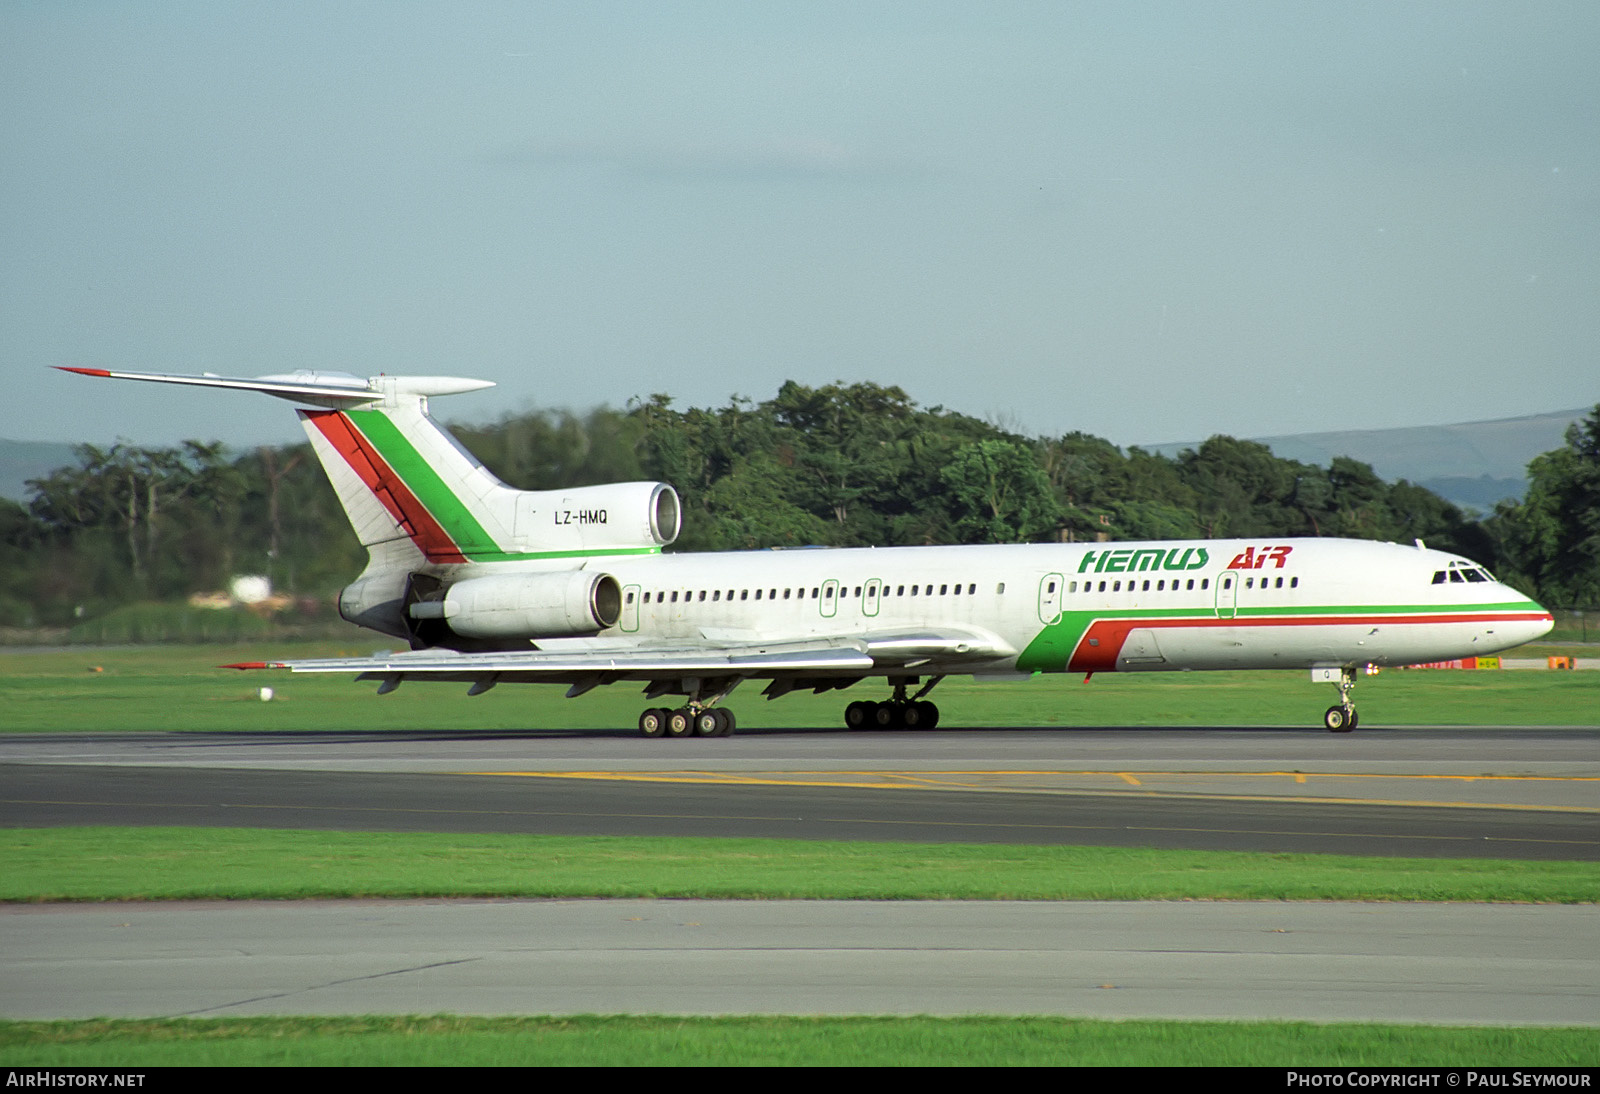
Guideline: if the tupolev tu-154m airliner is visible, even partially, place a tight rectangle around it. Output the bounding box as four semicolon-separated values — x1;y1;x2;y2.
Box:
61;366;1554;737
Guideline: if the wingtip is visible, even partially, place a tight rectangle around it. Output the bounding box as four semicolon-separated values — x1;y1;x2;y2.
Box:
221;661;286;670
56;366;112;377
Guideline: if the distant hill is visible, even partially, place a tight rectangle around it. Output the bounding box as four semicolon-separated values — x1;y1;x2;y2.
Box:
1146;408;1591;513
0;438;78;504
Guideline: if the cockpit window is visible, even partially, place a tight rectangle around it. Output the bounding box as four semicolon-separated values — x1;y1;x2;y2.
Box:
1436;563;1496;585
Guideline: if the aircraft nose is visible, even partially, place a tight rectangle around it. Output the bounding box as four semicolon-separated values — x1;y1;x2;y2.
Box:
1507;597;1555;646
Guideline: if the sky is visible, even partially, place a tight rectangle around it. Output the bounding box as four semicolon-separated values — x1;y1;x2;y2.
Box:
3;2;1597;451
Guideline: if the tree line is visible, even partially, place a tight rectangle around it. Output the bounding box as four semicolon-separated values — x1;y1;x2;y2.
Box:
3;381;1596;627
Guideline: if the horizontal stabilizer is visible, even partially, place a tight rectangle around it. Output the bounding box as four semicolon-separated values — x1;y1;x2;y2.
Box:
57;367;493;408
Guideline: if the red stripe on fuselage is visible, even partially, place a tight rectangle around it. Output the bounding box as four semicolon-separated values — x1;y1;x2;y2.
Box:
1065;612;1552;673
303;410;467;563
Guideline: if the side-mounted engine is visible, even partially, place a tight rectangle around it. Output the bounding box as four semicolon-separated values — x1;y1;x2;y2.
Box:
406;570;621;644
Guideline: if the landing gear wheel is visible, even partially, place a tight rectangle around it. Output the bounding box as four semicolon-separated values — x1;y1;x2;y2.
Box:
666;708;694;738
900;701;925;729
873;702;903;730
1324;705;1356;733
914;701;940;730
845;701;875;730
695;709;735;737
639;707;668;738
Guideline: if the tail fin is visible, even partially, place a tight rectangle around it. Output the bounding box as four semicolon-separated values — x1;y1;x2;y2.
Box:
59;366;681;569
300;396;679;566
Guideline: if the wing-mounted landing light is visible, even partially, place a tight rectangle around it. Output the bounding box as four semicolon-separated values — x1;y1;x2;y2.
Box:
55;367;495;408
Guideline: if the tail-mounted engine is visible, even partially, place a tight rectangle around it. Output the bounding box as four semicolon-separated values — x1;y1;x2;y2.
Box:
511;481;680;553
404;570;621;648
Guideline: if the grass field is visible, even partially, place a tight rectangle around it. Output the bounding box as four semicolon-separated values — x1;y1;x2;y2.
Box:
3;1015;1594;1067
3;642;1597;734
6;828;1595;904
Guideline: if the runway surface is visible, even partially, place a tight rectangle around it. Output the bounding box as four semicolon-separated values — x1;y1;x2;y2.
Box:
4;725;1596;858
5;899;1596;1025
3;725;1596;1023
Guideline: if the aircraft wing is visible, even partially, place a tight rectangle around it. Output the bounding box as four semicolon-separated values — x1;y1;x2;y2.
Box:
227;627;1014;692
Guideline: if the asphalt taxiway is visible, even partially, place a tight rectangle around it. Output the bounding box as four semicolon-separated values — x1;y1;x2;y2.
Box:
3;725;1596;858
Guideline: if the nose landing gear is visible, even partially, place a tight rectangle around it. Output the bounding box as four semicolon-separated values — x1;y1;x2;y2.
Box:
1322;667;1359;732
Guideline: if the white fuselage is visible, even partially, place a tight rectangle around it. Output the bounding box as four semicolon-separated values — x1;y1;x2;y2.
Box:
451;536;1552;677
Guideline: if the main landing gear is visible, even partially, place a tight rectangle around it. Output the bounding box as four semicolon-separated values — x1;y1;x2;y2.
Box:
844;676;944;731
639;706;735;738
1323;666;1359;733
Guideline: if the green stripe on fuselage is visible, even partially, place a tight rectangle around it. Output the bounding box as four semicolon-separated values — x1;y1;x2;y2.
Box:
1014;598;1545;673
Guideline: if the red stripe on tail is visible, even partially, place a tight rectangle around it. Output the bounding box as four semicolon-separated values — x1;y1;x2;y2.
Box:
303;410;467;563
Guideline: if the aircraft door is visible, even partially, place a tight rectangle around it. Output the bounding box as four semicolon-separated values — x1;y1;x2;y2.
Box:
1038;572;1064;625
1215;572;1237;619
820;579;840;618
862;578;882;617
620;584;641;632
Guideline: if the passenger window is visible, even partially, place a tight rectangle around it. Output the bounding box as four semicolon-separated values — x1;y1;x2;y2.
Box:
1291;577;1298;588
941;584;949;595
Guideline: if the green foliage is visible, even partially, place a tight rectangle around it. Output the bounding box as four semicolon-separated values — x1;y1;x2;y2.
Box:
1487;406;1600;606
940;439;1061;543
4;388;1594;627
